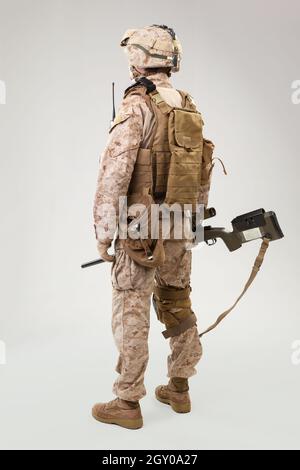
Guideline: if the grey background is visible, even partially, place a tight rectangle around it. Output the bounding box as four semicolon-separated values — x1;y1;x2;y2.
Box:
0;0;299;450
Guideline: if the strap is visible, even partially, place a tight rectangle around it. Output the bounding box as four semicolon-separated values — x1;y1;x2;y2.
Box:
154;285;190;301
199;237;270;338
129;43;170;61
124;77;156;97
207;157;228;181
163;314;197;339
212;157;227;175
177;90;197;111
149;90;173;114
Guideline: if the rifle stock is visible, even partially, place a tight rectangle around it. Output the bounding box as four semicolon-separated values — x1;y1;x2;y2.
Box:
203;208;283;252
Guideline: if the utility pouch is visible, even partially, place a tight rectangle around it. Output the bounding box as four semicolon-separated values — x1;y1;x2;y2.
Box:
199;139;215;207
165;108;204;210
121;193;165;268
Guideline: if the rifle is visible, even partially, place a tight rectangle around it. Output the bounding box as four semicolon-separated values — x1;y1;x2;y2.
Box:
82;207;284;337
81;208;283;268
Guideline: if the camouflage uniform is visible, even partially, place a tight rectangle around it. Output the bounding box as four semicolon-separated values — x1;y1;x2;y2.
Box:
94;72;202;402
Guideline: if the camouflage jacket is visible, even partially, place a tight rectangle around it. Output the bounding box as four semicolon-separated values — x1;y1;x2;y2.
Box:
93;72;182;243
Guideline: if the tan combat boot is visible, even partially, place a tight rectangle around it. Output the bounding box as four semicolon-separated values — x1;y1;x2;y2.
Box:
92;398;143;430
155;377;191;413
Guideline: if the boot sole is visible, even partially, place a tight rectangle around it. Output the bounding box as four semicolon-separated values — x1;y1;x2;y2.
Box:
155;392;191;413
92;412;143;430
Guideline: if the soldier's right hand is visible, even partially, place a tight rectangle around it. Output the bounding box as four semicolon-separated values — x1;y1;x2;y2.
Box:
97;241;115;263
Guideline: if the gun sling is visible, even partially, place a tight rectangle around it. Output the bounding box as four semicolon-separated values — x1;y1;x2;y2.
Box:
199;237;270;337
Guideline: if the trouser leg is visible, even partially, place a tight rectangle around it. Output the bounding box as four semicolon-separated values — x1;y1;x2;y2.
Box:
155;240;203;379
167;326;202;378
111;248;155;401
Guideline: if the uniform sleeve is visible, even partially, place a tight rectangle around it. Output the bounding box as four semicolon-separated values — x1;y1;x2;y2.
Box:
93;94;145;242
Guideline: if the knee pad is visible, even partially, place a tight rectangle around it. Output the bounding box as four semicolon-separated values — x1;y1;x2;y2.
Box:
153;285;197;339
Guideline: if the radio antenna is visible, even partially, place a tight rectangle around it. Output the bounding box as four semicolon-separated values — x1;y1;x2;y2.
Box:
112;82;116;122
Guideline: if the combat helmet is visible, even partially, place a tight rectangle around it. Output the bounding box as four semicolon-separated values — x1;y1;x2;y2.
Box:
120;24;182;73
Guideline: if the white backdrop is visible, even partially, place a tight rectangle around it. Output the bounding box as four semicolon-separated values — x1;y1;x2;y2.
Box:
0;0;299;450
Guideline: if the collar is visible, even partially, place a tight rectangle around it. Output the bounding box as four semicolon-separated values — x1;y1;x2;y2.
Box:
140;72;172;89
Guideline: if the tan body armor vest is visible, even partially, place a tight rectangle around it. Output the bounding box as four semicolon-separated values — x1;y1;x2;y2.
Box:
126;81;215;210
121;78;215;270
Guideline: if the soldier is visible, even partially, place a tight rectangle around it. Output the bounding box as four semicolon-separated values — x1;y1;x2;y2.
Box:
92;25;205;429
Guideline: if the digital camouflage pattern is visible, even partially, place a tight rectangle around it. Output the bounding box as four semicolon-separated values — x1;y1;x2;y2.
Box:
111;239;202;401
94;73;202;402
120;25;182;72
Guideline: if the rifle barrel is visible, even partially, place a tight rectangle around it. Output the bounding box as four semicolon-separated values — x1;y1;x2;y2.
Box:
81;258;105;269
